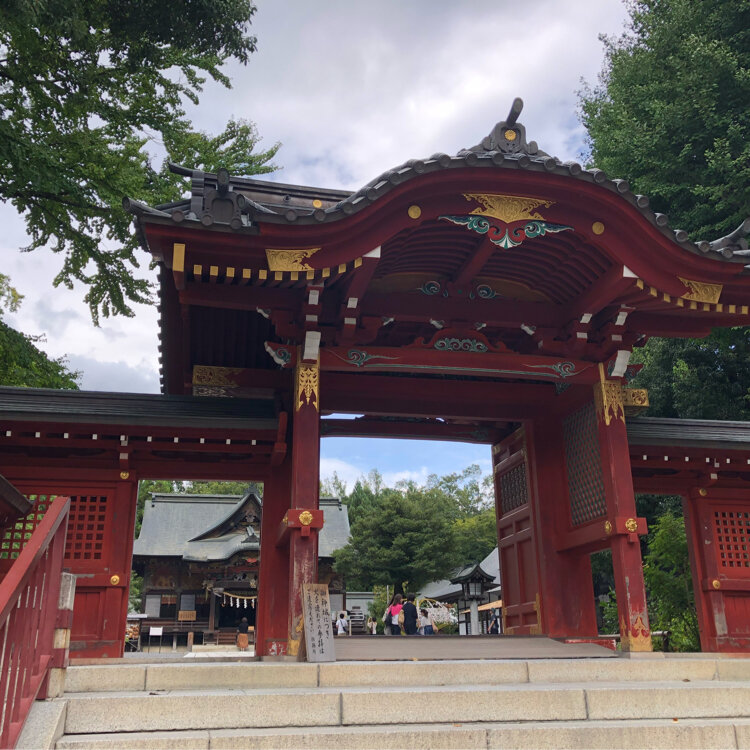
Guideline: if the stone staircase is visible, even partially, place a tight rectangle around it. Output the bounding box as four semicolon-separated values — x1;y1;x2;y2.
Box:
23;656;750;749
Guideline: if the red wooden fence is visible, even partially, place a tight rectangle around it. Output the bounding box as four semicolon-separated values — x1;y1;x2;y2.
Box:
0;495;70;748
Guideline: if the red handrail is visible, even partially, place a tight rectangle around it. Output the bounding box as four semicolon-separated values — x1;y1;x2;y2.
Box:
0;495;70;749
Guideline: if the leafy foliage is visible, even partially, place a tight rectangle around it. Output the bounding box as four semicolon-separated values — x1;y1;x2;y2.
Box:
367;585;390;635
0;273;79;389
334;482;459;594
0;0;279;321
452;508;498;564
129;570;143;613
581;0;750;421
332;464;497;594
630;332;750;420
643;510;700;651
580;0;750;240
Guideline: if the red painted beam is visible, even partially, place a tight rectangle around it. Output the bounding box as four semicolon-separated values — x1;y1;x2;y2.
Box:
179;283;303;313
321;417;509;444
320;372;556;420
358;292;561;329
451;236;496;289
320;346;598;383
563;265;639;321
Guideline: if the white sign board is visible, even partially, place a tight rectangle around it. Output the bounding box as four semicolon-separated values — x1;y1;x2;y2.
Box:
302;583;335;662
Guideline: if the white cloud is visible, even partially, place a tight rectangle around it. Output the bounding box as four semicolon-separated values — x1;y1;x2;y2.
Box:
319;457;368;492
381;467;431;488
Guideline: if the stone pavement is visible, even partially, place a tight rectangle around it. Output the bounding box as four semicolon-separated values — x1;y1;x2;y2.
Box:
334;634;615;660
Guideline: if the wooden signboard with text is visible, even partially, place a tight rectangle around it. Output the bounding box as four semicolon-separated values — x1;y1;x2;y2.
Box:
302;583;335;662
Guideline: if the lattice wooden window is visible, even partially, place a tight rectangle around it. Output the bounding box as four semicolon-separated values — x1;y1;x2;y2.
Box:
499;462;528;515
713;509;750;575
64;495;108;561
563;401;607;526
0;496;51;560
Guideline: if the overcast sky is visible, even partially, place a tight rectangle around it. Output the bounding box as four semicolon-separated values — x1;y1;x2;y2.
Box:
2;0;631;489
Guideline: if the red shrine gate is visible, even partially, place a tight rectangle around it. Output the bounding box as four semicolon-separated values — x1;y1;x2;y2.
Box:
2;100;750;656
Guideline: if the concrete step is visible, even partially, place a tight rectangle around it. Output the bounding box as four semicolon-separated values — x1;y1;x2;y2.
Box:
62;656;750;693
55;718;750;750
59;680;750;734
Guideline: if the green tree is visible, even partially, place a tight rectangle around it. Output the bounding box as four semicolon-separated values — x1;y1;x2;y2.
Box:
643;511;700;651
129;570;143;613
452;508;497;564
580;0;750;421
183;480;262;497
630;333;750;420
426;464;493;518
333;483;460;594
0;274;79;389
580;0;750;240
0;0;279;322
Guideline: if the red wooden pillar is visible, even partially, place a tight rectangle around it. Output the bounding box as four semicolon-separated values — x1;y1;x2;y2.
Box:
255;456;292;656
594;374;652;651
525;417;599;638
105;472;139;657
287;353;321;658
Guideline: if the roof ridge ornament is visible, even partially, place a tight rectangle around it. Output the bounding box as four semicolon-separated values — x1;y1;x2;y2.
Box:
698;218;750;259
463;97;549;157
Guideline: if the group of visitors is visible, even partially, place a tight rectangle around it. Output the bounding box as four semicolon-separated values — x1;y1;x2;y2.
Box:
382;593;437;636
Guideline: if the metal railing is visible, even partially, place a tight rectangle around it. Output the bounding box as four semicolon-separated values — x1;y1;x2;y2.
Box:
0;495;70;748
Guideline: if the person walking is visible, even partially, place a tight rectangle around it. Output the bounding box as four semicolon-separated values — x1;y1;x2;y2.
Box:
236;617;250;651
489;610;501;635
402;593;419;635
384;594;403;636
336;612;349;636
419;608;436;635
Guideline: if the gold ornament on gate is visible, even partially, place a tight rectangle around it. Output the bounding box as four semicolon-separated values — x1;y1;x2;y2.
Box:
110;575;120;585
712;579;721;590
604;520;612;535
625;518;638;533
295;360;320;411
299;510;313;526
119;471;130;480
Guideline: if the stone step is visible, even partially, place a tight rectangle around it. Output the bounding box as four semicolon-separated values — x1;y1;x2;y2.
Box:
62;656;750;694
56;718;750;750
60;681;750;734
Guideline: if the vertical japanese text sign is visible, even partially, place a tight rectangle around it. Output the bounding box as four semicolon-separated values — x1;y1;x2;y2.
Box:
302;583;335;662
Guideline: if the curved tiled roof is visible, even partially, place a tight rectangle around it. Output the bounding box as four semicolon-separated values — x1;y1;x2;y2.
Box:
132;493;350;562
127;98;750;267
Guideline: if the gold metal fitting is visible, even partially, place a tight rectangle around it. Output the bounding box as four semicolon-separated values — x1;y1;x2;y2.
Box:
625;518;638;533
699;488;708;497
604;521;613;535
298;510;313;526
110;575;120;585
504;129;517;141
712;579;721;590
407;205;422;219
592;221;605;235
119;471;130;480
